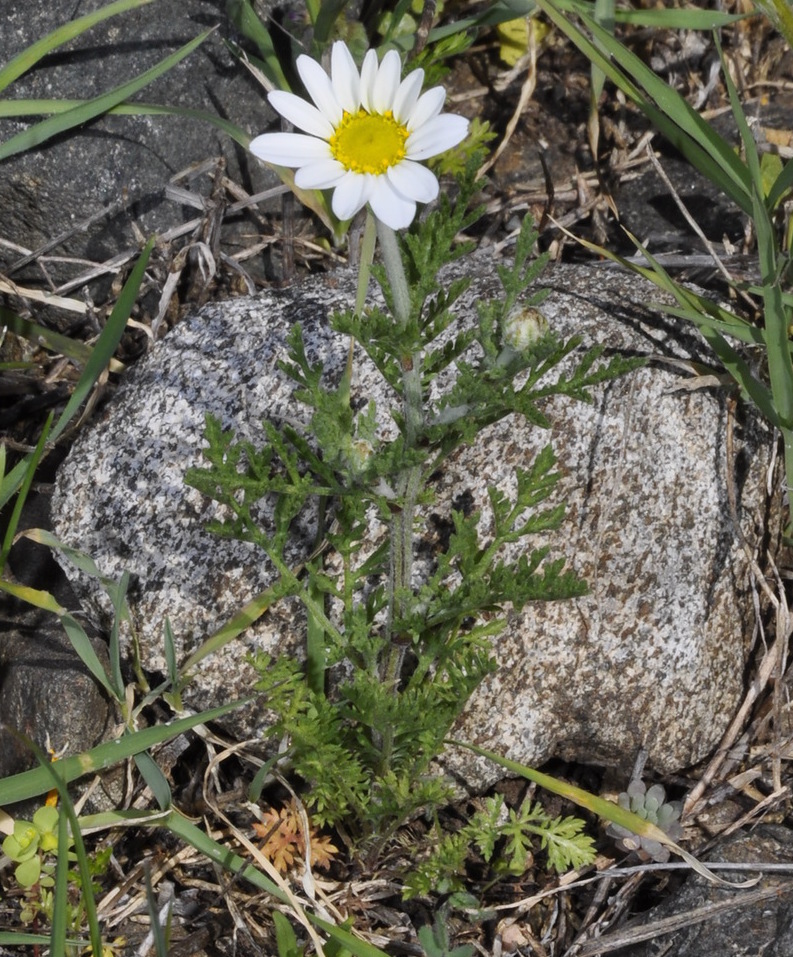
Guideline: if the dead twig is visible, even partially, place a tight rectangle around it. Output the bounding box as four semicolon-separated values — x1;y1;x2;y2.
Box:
572;883;793;957
479;22;538;177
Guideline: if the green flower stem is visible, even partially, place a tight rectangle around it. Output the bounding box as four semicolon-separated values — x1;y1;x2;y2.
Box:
340;210;378;406
374;218;425;762
305;215;380;696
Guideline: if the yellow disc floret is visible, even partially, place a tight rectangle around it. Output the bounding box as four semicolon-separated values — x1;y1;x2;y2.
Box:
329;109;409;175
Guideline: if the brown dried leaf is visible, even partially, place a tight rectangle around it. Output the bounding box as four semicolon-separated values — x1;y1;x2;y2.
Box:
253;806;301;874
309;832;339;872
253;801;339;874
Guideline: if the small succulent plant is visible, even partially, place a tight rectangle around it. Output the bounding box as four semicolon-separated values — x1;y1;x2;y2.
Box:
2;805;61;889
606;780;683;863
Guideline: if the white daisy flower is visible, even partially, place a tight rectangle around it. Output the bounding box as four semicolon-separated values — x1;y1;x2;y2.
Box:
250;41;469;231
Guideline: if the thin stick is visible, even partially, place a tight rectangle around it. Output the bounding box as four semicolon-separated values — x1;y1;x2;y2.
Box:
644;143;756;313
479;21;538;177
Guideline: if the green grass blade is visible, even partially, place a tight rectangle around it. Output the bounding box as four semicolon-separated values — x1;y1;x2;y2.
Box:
554;223;766;344
0;578;66;613
134;751;172;810
534;1;752;213
0;701;247;804
0;29;213;161
0;934;85;946
590;0;614;103
0;237;154;511
179;579;284;675
145;865;171;957
60;613;123;701
15;535;130;702
587;0;615;161
767;156;793;210
308;916;395;957
313;0;351;46
428;0;535;42
163;619;179;685
106;103;252;149
647;301;766;348
50;798;70;957
602;232;779;424
0;0;156;95
107;571;130;696
612;6;748;28
164;810;288;901
754;184;793;425
24;528;124;587
3;573;127;707
52;783;103;956
0;413;52;575
0;99;253;150
719;37;793;432
0;309;124;369
698;324;779;426
581;12;751;206
226;0;290;91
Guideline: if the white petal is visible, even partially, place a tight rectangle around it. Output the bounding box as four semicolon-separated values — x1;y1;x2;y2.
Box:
387;160;439;203
406;114;469;160
295;158;347;189
331;41;360;113
407;86;446;132
369;177;416;230
296;54;343;126
392;68;424;124
249;132;331;167
331;172;373;221
359;49;379;113
268;90;334;138
372;49;401;113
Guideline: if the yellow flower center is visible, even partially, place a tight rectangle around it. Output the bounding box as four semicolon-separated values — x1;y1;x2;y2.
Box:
329;109;408;175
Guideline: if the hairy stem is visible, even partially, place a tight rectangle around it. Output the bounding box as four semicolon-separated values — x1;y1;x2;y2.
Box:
375;219;425;768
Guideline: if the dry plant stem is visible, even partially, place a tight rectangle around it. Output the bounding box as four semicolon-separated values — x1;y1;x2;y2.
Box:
479;22;538;178
573;884;793;957
683;549;791;820
376;219;423;712
644;144;755;313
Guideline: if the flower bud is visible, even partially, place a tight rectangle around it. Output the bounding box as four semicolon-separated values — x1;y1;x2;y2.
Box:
502;305;549;352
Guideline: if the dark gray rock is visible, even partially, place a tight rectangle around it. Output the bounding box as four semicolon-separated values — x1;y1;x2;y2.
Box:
0;606;114;780
0;0;275;276
50;256;776;786
615;826;793;957
0;493;114;779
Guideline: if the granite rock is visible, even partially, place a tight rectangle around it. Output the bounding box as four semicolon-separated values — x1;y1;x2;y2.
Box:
50;257;775;786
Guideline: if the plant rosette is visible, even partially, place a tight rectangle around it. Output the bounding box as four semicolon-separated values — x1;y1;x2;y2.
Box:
2;805;61;888
250;40;469;229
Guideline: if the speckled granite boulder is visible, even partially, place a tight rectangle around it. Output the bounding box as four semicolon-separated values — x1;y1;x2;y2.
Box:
51;257;775;785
